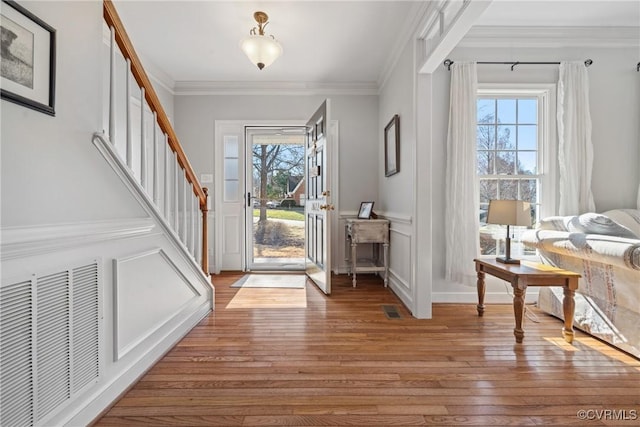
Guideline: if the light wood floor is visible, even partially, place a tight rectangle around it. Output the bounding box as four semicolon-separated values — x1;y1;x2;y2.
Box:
95;273;640;426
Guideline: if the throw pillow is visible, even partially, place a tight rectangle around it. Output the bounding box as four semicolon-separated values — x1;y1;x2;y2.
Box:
567;212;638;239
602;209;640;239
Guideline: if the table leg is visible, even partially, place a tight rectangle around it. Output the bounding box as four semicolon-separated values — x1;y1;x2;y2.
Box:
562;286;576;343
351;242;357;288
513;284;526;343
383;242;389;288
476;271;485;316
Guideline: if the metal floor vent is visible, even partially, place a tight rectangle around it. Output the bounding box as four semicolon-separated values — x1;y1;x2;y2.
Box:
382;305;402;319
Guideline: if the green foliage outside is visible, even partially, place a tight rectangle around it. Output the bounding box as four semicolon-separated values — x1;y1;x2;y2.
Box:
253;209;304;221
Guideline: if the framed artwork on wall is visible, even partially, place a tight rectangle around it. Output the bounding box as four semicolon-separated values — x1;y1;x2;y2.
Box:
1;0;56;115
384;114;399;177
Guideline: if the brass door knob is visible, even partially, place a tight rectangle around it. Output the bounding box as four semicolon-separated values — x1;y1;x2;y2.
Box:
319;204;335;210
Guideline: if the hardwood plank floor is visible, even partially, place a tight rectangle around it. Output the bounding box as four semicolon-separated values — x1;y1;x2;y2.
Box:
95;273;640;426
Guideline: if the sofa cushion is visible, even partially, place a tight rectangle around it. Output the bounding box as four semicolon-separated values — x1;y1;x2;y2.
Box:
602;209;640;238
567;212;637;239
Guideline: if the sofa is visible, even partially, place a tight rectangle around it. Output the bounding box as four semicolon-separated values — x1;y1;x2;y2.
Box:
521;209;640;359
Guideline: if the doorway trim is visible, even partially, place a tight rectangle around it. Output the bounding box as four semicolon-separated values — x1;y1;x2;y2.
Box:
213;119;339;274
213;120;304;273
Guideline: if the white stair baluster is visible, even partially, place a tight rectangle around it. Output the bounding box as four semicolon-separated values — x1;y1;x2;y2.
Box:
164;136;171;220
108;26;116;143
125;59;132;169
190;192;196;257
152;113;159;206
140;87;147;190
182;172;188;245
174;152;180;233
195;198;202;265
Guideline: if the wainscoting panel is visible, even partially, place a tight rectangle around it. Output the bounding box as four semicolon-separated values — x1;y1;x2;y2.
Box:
389;227;412;291
113;248;200;360
221;214;241;269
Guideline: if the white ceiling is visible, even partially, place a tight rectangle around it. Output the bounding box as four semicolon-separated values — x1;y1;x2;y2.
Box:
112;1;640;89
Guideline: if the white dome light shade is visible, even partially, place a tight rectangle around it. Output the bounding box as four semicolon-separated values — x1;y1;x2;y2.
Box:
240;35;283;70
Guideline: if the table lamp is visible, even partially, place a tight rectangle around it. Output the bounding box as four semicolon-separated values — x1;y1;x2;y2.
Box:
486;199;531;264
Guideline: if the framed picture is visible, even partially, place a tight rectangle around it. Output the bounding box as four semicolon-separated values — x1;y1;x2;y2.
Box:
357;201;374;219
384;114;399;177
1;0;56;115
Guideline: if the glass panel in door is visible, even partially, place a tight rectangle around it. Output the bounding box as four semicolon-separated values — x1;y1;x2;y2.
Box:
246;128;306;270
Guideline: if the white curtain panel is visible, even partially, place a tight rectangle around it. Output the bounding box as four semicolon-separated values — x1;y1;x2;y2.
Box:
445;62;479;286
557;61;596;215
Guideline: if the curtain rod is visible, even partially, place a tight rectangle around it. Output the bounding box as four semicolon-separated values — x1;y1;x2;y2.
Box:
443;58;592;71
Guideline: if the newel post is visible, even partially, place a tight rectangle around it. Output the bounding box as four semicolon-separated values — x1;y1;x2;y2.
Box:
201;187;209;275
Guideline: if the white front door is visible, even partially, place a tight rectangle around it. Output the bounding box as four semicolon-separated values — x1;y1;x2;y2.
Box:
305;100;333;294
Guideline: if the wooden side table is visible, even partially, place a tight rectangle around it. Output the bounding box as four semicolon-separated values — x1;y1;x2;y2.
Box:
345;219;390;287
474;258;581;343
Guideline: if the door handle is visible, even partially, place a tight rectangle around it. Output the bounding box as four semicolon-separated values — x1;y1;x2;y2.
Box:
319;204;335;210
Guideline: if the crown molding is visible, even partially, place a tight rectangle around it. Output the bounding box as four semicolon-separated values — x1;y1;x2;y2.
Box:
459;26;640;48
173;81;379;96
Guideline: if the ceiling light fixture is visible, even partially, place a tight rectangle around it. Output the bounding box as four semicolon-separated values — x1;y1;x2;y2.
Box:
240;11;282;70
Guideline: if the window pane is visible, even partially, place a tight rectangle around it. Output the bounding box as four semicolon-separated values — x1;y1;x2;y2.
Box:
477;99;495;123
479;179;497;203
480;226;498;255
498;179;519;199
477;125;495;150
477;151;494;175
518;125;537;150
497;125;516;149
224;136;238;158
224;158;238;180
496;151;515;174
517;151;537;175
529;204;540;228
497;99;516;124
480;202;490;224
518;99;537;124
224;180;238;202
519;179;538;203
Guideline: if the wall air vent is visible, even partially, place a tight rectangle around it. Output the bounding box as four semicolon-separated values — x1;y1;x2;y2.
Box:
0;261;100;426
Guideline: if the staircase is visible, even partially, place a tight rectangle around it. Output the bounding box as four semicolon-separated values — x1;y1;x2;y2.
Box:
0;2;214;425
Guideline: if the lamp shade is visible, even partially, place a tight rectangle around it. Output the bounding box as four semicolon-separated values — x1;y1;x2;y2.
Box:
240;35;282;70
486;200;531;227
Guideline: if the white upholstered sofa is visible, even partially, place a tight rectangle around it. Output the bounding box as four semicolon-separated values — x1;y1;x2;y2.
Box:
522;209;640;358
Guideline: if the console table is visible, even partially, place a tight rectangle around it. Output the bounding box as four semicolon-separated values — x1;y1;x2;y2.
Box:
345;219;390;287
474;258;581;343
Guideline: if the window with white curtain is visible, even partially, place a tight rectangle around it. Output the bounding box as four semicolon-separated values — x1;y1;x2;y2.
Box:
477;85;556;258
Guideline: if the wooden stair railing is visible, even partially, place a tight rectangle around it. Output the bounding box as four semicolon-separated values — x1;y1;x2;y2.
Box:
103;0;208;274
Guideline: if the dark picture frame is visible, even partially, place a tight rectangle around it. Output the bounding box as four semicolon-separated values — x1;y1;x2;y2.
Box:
384;114;399;177
357;201;374;219
1;0;56;115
